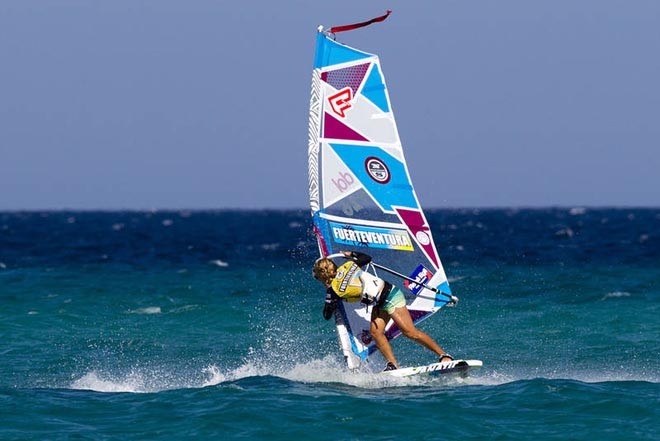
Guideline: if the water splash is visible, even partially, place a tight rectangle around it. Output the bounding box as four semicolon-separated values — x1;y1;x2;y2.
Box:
70;364;226;393
202;365;226;387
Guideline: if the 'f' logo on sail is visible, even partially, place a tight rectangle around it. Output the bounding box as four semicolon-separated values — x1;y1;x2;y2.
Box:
328;88;353;118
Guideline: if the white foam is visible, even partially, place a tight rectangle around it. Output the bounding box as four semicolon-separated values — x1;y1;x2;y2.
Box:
202;365;226;387
219;356;479;389
270;357;660;387
526;365;660;384
71;371;148;393
601;291;632;300
554;227;574;237
70;364;227;393
67;358;658;394
210;259;229;268
127;306;162;315
467;361;660;385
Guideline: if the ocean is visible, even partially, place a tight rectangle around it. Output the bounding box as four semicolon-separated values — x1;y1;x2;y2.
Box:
1;209;658;440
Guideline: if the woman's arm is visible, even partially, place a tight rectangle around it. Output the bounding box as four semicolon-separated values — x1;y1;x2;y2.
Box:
342;250;372;267
322;287;340;320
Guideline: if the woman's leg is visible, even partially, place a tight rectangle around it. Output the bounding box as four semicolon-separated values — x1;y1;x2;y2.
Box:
389;306;447;357
370;308;398;367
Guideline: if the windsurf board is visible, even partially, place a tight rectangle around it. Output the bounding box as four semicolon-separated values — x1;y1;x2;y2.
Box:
380;359;483;378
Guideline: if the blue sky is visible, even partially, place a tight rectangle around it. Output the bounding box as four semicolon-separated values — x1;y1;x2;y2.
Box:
1;1;658;209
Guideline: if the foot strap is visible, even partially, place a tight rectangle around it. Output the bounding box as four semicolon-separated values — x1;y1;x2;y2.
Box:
439;353;454;362
382;362;397;372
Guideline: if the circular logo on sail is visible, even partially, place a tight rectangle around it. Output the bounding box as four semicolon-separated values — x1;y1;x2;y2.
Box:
365;157;390;184
416;231;431;246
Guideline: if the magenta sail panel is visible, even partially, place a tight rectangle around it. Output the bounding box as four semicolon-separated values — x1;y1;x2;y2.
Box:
395;207;440;267
323;112;369;141
321;62;370;95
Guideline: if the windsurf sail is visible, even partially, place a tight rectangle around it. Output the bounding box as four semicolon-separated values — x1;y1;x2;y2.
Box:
308;13;454;370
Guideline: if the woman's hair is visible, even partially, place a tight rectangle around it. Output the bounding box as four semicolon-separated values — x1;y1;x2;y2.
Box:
313;258;337;285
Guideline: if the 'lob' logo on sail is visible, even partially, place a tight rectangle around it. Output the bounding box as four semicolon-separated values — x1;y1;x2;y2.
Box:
328;87;353;118
332;171;354;192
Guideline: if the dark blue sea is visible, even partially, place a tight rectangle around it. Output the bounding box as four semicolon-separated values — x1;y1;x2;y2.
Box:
1;209;658;440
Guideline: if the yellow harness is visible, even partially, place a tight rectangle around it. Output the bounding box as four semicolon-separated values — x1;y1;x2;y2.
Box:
331;260;385;304
330;261;364;302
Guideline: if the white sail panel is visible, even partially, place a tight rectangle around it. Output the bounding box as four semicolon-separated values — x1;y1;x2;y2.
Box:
321;142;361;208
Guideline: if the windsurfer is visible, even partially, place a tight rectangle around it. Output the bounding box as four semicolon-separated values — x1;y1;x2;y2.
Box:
313;251;453;371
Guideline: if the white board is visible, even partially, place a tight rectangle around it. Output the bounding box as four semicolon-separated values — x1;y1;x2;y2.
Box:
380;359;483;378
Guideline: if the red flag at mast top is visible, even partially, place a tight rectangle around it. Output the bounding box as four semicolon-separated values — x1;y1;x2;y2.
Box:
329;10;392;34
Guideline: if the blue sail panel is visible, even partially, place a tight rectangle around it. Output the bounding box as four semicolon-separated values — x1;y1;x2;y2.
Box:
361;64;390;112
314;33;373;69
329;143;418;211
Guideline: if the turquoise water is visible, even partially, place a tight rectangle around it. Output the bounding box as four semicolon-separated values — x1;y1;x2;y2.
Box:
1;209;658;440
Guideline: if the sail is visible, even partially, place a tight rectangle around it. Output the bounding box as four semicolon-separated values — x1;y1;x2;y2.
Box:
308;26;453;370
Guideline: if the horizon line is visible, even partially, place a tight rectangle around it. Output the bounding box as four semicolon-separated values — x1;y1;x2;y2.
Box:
1;205;658;213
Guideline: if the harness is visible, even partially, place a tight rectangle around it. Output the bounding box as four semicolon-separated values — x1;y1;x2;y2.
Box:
331;261;392;307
